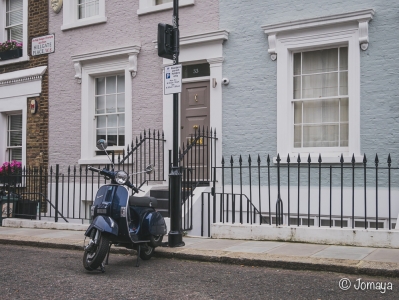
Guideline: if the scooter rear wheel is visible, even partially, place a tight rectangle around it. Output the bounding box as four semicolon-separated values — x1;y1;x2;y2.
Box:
83;230;110;271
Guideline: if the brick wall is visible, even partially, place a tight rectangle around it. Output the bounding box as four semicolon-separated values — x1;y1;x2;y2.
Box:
0;0;49;169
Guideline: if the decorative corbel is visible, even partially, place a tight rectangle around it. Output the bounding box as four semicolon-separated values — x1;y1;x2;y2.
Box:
74;62;82;83
358;20;370;51
268;34;277;61
128;53;138;78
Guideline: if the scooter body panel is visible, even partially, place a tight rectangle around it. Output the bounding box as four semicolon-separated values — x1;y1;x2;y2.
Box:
85;215;119;237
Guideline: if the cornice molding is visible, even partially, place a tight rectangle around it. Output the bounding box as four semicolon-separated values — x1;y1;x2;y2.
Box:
262;9;375;60
180;30;229;46
0;66;47;87
71;45;141;81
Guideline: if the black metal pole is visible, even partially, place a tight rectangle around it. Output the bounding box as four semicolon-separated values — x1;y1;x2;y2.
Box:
168;0;184;247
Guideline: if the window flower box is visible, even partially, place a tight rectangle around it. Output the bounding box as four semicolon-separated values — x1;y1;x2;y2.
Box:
0;41;23;61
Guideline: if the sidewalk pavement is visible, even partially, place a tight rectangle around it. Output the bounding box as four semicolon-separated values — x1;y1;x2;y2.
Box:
0;219;399;278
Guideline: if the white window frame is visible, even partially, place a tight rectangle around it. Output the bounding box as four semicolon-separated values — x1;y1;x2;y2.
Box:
262;9;374;163
72;46;140;165
137;0;194;16
0;0;29;66
61;0;106;31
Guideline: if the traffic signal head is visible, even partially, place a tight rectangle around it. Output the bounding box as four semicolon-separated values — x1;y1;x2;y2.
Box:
158;23;174;60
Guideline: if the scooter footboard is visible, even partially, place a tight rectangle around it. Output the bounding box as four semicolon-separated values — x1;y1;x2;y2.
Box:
142;211;167;236
85;216;119;237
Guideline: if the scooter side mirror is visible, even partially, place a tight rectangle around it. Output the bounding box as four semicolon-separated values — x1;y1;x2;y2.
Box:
145;164;154;175
96;139;108;151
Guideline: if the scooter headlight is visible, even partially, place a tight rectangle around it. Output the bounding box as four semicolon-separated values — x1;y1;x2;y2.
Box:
115;171;129;185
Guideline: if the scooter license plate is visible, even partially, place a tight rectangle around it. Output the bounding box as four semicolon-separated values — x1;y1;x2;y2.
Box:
97;208;107;214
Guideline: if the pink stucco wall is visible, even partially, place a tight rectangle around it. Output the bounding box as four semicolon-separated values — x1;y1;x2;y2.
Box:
48;1;219;167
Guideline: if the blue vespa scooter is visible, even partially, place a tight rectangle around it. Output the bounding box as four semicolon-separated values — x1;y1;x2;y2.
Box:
83;139;167;272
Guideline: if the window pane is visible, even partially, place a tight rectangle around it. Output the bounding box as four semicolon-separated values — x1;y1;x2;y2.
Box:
335;220;348;227
339;47;348;71
340;124;348;147
108;114;117;128
8;25;23;42
95;96;105;114
302;73;338;98
8;10;23;25
106;76;116;94
117;75;125;93
294;125;301;148
321;99;339;123
96;128;106;141
156;0;172;4
10;115;22;130
339;71;348;95
302;48;338;74
11;148;22;161
96;116;106;128
294;102;302;124
10;131;22;146
107;128;117;146
340;98;348;122
303;101;322;123
321;125;339;147
118;114;125;127
96;77;105;95
293;76;301;99
106;95;116;113
293;53;301;75
321;219;332;226
117;94;125;112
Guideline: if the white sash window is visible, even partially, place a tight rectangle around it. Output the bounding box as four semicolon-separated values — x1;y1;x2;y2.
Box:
7;114;22;161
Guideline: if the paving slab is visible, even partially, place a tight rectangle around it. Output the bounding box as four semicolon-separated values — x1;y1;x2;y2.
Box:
363;248;399;263
225;241;284;253
267;243;329;256
184;239;243;250
311;245;375;260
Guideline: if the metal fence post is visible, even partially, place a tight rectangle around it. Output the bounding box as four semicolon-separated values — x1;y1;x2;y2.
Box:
55;164;59;222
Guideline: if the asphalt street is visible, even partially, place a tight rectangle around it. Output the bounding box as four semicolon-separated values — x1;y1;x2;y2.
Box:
0;244;398;299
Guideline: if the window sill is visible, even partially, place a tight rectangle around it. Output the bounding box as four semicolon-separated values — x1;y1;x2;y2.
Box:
137;0;194;16
61;16;107;31
78;157;113;165
0;55;29;66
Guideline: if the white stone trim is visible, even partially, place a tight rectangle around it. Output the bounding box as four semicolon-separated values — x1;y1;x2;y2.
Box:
262;9;374;59
61;0;106;31
71;45;141;81
137;0;194;16
76;49;136;165
0;0;29;66
162;30;228;182
262;11;369;160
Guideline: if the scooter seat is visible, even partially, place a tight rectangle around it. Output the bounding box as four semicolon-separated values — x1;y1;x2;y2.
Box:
129;196;158;208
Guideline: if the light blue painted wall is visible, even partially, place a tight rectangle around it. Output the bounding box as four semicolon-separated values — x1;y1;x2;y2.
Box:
219;0;399;164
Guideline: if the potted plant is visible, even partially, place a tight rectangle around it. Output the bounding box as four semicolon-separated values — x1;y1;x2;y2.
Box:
0;160;22;185
0;40;23;61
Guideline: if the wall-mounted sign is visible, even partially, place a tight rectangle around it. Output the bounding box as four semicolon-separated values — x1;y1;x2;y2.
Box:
164;64;182;95
32;34;55;56
30;99;38;114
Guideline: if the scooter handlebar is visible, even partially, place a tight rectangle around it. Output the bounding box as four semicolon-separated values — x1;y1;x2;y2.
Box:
88;166;101;172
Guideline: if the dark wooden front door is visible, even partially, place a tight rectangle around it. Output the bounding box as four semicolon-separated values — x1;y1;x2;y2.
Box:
181;81;210;181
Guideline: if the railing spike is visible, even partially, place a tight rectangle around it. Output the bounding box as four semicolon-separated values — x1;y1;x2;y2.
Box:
230;155;234;164
351;153;355;164
297;154;301;163
307;154;311;163
318;153;322;163
267;154;270;165
257;154;261;164
363;153;367;163
387;153;392;166
277;153;281;163
248;154;252;164
375;153;379;166
340;153;344;164
221;156;225;164
239;155;242;164
287;153;290;163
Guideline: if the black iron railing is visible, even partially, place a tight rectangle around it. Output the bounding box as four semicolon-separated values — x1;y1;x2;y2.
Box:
175;127;218;231
0;130;166;223
200;153;399;236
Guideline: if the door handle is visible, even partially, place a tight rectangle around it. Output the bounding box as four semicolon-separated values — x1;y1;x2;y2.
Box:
195;94;198;102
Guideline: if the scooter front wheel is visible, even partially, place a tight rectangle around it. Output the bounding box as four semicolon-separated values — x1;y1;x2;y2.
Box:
83;230;110;271
139;244;154;260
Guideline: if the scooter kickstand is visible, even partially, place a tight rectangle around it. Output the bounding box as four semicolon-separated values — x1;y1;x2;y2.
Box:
99;262;105;273
135;245;140;267
105;243;112;265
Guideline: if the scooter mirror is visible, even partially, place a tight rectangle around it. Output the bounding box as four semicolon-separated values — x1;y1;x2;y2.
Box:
145;164;154;175
96;139;108;151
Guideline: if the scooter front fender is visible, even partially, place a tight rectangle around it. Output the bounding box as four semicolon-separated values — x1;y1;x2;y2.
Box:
85;215;119;237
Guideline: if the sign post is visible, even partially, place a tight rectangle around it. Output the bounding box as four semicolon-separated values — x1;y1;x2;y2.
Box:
167;0;185;248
